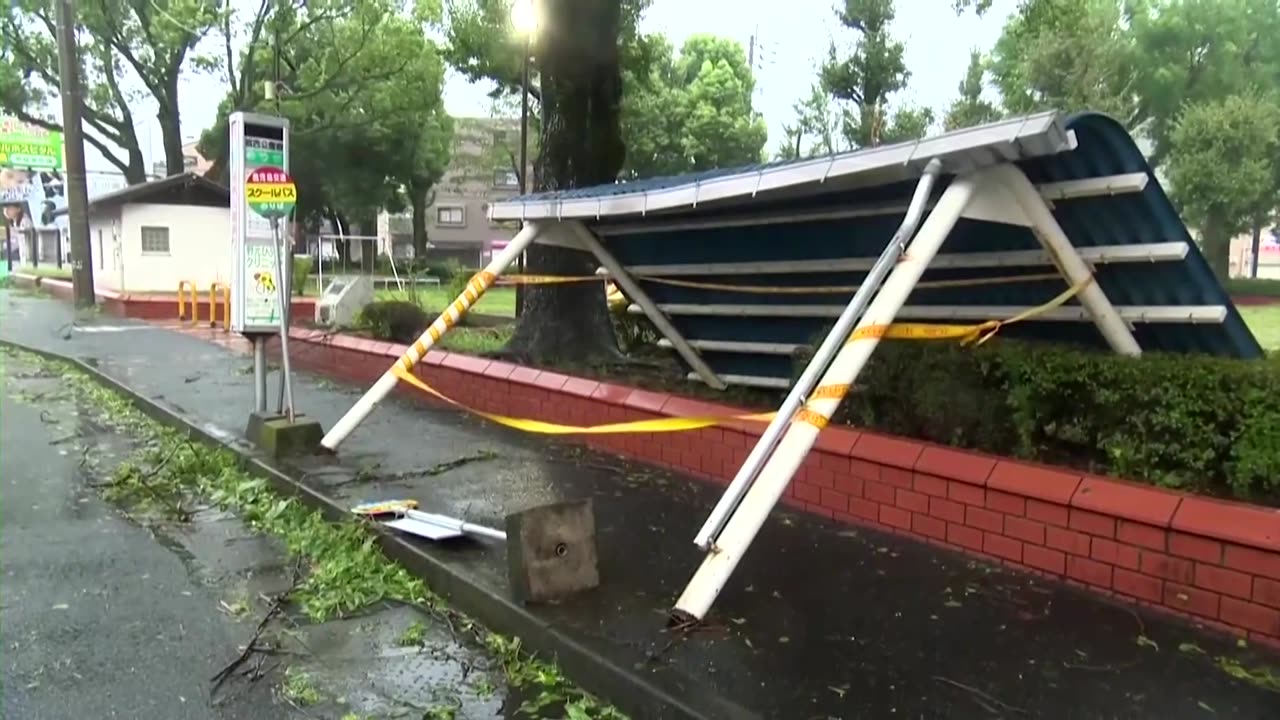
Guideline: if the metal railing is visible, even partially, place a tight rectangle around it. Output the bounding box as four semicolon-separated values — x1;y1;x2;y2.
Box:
177;280;197;324
209;282;230;330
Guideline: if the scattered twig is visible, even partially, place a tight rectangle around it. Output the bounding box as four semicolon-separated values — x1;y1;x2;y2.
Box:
932;676;1026;715
210;558;304;698
38;409;57;424
335;451;499;487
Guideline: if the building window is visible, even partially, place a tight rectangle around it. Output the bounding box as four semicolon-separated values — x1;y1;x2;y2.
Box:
140;226;170;255
493;168;519;189
436;206;465;226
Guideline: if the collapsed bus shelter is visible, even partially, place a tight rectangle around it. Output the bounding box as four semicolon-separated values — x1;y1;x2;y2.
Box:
320;110;1263;623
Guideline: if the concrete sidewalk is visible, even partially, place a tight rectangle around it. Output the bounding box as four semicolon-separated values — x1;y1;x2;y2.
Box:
4;290;1277;719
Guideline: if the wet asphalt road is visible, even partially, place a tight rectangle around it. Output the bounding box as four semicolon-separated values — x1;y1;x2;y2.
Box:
0;369;292;720
3;290;1280;719
0;298;510;719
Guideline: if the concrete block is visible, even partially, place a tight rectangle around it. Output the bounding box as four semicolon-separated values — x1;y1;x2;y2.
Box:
505;499;599;604
245;412;324;457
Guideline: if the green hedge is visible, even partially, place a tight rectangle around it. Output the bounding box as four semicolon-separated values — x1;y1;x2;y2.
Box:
796;340;1280;505
356;300;430;344
1226;277;1280;298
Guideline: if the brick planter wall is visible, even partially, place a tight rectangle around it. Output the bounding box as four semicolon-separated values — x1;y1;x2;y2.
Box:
17;274;315;322
285;328;1280;648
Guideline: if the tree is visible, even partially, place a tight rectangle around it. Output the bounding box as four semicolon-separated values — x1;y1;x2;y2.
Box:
1166;92;1280;281
943;50;1001;130
198;0;446;235
818;0;932;148
779;81;842;159
446;0;653;363
1;0;221;182
1129;0;1280;166
987;0;1141;127
622;33;767;178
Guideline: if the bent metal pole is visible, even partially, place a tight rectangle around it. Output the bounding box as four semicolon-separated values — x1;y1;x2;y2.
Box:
691;159;944;552
671;170;982;623
320;222;545;450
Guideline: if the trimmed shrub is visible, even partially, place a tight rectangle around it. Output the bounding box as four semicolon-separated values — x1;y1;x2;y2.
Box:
1226;277;1280;298
356;300;429;344
291;255;314;295
797;339;1280;504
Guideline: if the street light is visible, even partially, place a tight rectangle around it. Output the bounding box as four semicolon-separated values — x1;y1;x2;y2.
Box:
511;0;537;316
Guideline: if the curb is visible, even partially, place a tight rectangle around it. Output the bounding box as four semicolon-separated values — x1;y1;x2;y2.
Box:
2;339;758;720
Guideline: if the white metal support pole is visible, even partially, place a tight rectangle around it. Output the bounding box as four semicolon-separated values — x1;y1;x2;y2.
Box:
671;172;982;623
320;222;546;450
567;222;727;390
691;159;943;551
271;219;296;422
990;164;1141;356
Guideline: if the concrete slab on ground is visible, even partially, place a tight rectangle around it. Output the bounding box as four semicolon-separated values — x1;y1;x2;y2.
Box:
4;290;1278;719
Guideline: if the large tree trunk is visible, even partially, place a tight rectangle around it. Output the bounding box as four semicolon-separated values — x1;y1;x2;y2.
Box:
1202;213;1231;283
410;184;433;258
158;76;186;177
504;0;627;364
1249;218;1264;279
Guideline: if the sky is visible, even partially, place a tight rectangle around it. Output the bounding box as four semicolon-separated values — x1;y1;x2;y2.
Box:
84;0;1019;175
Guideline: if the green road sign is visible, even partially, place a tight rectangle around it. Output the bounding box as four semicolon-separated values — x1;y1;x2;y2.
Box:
0;115;63;171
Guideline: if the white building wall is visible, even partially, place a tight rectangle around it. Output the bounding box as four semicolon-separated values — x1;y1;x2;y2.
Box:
115;203;231;292
86;209;123;293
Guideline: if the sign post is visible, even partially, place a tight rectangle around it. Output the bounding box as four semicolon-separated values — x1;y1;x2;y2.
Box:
245;165;299;422
230;112;322;456
229;112;289;412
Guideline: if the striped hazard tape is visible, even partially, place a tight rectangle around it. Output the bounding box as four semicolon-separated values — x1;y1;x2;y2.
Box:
391;365;776;435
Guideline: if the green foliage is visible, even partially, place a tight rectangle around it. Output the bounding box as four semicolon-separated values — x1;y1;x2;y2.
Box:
1167;92;1280;280
292;256;315;295
282;668;323;706
817;0;933;148
357;300;430;343
197;0;451;225
1;0;222;181
620;34;767;178
1129;0;1280;166
943;51;1002;131
778;83;842;159
1227;278;1280;298
424;257;464;281
798;339;1280;503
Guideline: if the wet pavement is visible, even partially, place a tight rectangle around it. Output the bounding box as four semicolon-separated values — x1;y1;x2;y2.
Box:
1;316;511;718
3;290;1279;719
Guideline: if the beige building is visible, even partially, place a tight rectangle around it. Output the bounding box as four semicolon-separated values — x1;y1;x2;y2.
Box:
1229;229;1280;280
378;117;527;266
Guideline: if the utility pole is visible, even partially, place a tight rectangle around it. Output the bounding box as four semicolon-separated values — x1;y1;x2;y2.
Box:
54;0;94;308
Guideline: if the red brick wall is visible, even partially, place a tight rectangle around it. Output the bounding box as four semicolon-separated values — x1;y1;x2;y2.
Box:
285;329;1280;648
26;275;314;322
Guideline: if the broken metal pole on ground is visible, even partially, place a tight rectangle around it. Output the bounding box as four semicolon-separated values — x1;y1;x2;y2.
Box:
320;222;546;450
672;168;983;623
691;159;944;552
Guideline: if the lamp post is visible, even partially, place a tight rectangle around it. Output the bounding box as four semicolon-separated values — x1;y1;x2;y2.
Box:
511;0;536;316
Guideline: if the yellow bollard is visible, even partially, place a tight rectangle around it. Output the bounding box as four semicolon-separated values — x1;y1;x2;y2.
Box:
210;281;230;330
177;280;196;324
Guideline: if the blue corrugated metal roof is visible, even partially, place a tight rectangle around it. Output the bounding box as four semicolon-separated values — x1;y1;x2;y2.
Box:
578;111;1261;382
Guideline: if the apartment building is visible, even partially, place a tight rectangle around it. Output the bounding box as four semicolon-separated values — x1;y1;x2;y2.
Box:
377;116;526;267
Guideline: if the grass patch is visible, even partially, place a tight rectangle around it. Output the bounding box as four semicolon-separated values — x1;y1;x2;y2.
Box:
376;286;517;318
1241;305;1280;350
22;266;73;280
437;325;513;355
5;346;624;719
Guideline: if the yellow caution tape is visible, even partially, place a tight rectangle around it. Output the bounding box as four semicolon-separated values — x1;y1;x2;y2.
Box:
847;276;1095;347
391;365;775;435
495;271;1069;295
